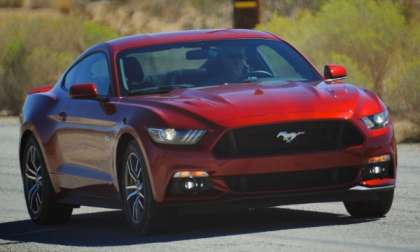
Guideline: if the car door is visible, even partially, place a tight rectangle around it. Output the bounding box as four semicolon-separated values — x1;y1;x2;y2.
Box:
56;52;118;192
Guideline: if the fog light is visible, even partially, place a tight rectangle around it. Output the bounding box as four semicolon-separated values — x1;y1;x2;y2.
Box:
370;166;385;175
362;155;392;181
168;175;212;195
184;180;195;190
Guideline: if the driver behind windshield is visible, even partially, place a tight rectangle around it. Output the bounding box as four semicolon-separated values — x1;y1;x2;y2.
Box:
206;46;250;84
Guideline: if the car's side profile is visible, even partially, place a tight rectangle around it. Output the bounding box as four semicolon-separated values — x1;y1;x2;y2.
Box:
19;29;396;232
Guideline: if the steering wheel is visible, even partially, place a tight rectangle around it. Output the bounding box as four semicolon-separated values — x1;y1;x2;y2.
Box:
248;70;274;78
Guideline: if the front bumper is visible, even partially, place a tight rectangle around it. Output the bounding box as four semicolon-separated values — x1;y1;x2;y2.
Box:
144;121;397;205
161;184;395;208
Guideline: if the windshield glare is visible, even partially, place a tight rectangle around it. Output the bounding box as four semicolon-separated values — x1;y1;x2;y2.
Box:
118;39;321;95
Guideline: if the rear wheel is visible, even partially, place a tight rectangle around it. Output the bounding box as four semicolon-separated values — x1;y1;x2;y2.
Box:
120;140;155;233
344;190;394;218
21;136;73;224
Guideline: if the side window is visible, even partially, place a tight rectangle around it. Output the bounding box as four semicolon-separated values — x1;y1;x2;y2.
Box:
64;53;111;96
64;64;78;90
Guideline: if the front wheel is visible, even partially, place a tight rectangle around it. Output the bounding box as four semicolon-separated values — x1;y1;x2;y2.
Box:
344;190;394;218
21;136;73;224
120;140;155;233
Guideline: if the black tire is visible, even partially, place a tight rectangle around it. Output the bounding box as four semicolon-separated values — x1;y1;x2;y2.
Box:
21;136;73;224
119;140;155;233
344;190;394;218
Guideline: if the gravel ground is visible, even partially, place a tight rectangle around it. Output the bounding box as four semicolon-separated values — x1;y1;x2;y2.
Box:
0;117;419;252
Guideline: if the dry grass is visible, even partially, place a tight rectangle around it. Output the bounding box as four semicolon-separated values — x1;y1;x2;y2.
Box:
0;0;22;7
81;0;231;35
394;119;420;143
0;7;61;17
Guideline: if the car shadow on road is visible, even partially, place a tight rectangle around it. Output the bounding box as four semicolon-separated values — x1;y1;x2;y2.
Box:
0;207;375;247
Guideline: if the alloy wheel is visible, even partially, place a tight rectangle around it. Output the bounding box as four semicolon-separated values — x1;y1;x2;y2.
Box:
124;152;146;224
24;145;44;215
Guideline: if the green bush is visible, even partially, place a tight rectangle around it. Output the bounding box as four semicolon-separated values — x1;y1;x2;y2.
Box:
0;12;118;115
0;38;28;115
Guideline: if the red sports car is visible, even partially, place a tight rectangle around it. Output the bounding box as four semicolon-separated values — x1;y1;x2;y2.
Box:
19;29;396;232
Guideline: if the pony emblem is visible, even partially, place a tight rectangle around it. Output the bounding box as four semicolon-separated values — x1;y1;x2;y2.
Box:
276;131;305;143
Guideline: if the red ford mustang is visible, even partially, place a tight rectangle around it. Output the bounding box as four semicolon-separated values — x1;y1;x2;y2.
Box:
19;29;396;232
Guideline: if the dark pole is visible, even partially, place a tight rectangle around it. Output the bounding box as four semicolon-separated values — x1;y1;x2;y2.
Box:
233;0;260;29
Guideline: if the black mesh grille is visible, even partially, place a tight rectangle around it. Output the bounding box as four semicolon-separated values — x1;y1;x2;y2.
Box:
214;120;364;158
224;167;359;193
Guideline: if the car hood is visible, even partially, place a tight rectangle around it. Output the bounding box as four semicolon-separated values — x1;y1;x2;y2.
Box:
121;80;383;128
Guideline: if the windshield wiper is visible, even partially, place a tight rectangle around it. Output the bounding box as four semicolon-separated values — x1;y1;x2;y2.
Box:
128;84;193;96
242;77;260;83
128;86;178;95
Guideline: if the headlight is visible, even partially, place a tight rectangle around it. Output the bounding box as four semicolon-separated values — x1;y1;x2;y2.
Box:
362;111;389;129
147;128;206;145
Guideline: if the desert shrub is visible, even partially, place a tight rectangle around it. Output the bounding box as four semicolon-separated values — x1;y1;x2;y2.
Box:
0;12;118;115
388;58;420;122
55;0;73;14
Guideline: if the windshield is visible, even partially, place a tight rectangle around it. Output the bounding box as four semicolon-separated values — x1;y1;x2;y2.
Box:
117;39;321;95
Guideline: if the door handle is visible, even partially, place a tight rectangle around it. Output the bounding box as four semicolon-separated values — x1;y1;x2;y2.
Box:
58;112;67;122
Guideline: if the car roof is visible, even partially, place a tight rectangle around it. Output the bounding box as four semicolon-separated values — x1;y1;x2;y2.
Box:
104;29;280;53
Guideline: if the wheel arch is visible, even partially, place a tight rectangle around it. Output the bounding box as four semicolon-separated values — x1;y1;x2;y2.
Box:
19;125;61;193
19;129;35;169
115;133;134;187
113;129;158;201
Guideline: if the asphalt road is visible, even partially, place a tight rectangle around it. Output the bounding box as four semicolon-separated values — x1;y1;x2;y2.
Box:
0;117;419;252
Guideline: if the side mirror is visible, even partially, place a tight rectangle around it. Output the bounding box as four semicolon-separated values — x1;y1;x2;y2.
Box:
70;83;98;99
324;64;347;80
